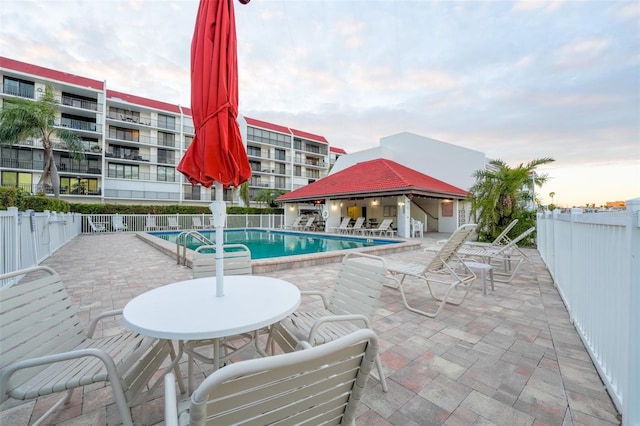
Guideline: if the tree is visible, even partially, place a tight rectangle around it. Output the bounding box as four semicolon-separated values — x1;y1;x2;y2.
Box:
239;182;250;207
467;157;554;243
0;84;85;197
254;188;285;207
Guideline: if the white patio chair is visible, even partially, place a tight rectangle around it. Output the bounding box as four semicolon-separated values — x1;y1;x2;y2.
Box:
383;223;478;317
269;252;389;392
0;266;183;426
112;214;128;231
165;329;379;426
411;218;424;238
331;217;352;234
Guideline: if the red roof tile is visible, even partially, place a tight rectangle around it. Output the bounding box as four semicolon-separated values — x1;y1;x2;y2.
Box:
290;128;328;144
107;89;181;113
244;116;291;134
278;158;467;201
0;56;104;90
330;146;347;154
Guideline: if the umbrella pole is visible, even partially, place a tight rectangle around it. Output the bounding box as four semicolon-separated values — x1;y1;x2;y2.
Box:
210;182;226;297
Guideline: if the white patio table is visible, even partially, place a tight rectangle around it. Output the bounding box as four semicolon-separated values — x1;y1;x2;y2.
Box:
123;275;301;393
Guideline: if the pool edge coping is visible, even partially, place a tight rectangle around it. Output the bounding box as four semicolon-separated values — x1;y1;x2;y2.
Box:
135;229;422;273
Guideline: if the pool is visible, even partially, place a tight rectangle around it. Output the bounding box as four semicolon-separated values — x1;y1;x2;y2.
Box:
136;228;421;273
149;229;398;260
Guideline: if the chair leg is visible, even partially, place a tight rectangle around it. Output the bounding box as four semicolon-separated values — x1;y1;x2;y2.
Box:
373;355;389;392
31;390;75;426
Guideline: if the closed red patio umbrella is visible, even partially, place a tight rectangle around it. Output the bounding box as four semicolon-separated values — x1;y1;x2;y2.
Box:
178;0;252;296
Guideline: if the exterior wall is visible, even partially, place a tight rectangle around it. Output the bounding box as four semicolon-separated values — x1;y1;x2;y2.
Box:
331;132;486;192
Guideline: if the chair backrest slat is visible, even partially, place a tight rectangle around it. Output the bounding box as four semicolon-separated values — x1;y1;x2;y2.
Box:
187;329;378;426
0;267;87;387
192;244;252;278
428;224;477;272
328;253;386;318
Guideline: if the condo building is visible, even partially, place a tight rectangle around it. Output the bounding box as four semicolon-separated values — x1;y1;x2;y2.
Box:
0;57;335;206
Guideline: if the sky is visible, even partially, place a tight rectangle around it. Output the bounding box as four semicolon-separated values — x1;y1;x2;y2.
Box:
1;0;638;208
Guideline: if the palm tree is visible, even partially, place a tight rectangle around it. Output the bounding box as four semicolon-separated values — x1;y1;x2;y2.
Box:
239;182;250;207
254;188;285;208
467;157;554;242
0;83;84;197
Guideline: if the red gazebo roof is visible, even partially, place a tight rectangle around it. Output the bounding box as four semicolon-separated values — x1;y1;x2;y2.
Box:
278;158;467;202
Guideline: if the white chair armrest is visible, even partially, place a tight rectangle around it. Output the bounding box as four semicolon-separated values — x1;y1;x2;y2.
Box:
87;309;124;337
300;290;329;309
164;372;179;426
308;314;371;343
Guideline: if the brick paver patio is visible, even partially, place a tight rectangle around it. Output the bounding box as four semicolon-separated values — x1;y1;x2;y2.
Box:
0;233;620;425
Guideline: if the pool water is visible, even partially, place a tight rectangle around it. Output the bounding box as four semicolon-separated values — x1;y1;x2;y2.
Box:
149;229;398;260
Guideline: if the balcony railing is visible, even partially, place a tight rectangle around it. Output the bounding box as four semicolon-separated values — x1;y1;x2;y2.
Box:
61;95;98;111
106;171;181;183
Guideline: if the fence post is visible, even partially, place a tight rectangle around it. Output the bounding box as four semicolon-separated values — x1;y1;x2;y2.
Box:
624;197;640;426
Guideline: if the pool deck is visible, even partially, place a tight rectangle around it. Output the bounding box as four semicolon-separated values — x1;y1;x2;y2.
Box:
0;233;620;425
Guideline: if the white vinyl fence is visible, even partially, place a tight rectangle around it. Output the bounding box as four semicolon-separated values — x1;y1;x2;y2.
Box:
536;198;639;426
1;210;284;285
0;207;82;284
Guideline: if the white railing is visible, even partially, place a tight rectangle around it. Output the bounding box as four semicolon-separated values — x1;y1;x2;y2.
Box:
80;213;285;233
0;207;82;285
537;198;639;426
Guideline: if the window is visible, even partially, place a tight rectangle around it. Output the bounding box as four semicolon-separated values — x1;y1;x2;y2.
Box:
1;171;32;192
184;185;201;200
109;106;140;122
184;135;193;149
276;163;286;174
108;144;139;159
108;126;139;142
158;114;176;130
275;149;286;161
275;176;286;189
247;146;261;157
294;165;301;176
60;177;98;195
157;149;174;164
158;166;175;182
3;77;34;98
158;131;175;147
249;160;261;171
108;163;139;179
64;93;98;111
247;126;290;148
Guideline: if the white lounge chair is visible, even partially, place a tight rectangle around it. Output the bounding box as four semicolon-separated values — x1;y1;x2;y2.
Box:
165;329;379;426
270;252;389;392
0;266;182;426
384;223;478;317
298;216;315;231
167;216;180;230
457;226;535;283
112;214;128;231
87;216;107;232
330;217;352;234
367;218;395;237
281;215;303;230
145;214;160;231
192;216;207;229
465;218;519;248
347;217;366;235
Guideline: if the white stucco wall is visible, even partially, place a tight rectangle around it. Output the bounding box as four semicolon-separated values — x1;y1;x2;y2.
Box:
331;132;486;192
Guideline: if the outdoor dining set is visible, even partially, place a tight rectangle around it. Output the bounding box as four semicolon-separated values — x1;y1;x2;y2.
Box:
0;221;533;425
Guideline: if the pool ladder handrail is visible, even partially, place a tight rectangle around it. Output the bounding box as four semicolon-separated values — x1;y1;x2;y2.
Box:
176;230;215;266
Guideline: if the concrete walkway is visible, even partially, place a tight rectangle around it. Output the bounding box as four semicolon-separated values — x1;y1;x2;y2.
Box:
0;233;620;425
